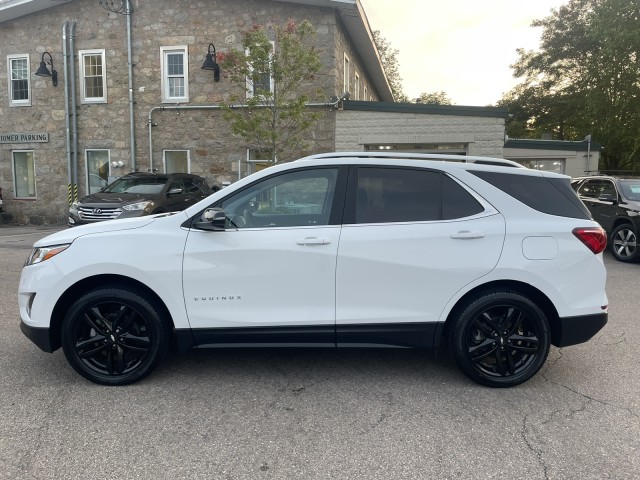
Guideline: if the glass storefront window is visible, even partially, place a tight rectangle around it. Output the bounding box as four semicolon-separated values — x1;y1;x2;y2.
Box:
12;151;36;198
519;159;565;174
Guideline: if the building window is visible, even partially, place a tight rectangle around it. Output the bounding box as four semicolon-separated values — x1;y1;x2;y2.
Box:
7;54;30;107
354;72;360;100
164;150;190;173
86;149;110;194
343;53;350;94
246;41;274;99
161;46;189;103
239;149;273;178
12;150;36;198
363;85;368;102
79;49;107;103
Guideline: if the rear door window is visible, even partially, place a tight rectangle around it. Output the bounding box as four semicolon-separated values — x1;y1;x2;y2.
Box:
353;167;483;224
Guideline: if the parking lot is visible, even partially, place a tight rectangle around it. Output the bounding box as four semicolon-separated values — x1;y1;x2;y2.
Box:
1;225;638;479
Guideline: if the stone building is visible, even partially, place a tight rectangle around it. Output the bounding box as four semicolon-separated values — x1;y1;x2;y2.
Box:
0;0;393;224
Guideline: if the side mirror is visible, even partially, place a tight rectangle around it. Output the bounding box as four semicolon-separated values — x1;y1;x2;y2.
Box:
193;207;226;231
168;187;183;195
598;193;617;204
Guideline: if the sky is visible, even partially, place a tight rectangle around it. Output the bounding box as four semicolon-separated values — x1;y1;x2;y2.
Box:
361;0;567;106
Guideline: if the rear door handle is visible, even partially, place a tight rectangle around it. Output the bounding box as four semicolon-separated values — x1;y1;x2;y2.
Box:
450;230;485;240
296;237;331;246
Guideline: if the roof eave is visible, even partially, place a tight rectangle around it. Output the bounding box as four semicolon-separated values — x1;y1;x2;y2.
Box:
274;0;394;102
0;0;74;24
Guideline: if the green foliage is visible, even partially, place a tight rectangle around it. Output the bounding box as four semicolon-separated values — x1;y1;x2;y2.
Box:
416;91;452;105
219;20;325;163
501;0;640;170
372;30;407;102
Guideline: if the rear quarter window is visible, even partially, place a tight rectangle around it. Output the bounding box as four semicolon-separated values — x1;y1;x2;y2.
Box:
471;171;590;219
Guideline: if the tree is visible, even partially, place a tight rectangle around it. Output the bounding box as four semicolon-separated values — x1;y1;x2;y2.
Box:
501;0;640;171
372;30;407;102
219;20;325;163
416;91;452;105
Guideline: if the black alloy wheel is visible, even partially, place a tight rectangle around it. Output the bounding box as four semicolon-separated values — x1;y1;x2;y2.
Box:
61;287;170;385
610;224;639;262
450;290;550;388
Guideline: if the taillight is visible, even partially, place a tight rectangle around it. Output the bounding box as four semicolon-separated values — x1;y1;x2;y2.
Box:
573;227;607;254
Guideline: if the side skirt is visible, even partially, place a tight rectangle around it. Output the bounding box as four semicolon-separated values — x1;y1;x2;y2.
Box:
174;323;439;350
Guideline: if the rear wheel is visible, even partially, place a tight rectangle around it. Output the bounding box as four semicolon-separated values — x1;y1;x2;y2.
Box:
610;223;639;262
61;287;170;385
450;290;550;388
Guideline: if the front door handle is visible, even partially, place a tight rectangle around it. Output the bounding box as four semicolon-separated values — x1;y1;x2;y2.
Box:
450;230;485;240
296;237;331;246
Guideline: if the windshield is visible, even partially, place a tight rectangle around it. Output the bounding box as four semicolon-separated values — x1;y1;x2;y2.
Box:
103;176;167;194
619;180;640;201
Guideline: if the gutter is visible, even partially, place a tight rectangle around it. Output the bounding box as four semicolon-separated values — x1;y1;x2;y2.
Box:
147;98;345;173
126;0;136;170
62;21;71;203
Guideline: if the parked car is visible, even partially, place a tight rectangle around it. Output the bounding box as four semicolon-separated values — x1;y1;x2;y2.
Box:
20;152;608;387
68;172;211;226
571;175;640;262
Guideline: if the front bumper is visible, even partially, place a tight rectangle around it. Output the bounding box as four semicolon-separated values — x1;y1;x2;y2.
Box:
20;320;55;353
553;312;608;347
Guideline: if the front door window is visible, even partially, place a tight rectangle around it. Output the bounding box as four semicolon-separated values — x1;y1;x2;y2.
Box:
220;168;338;229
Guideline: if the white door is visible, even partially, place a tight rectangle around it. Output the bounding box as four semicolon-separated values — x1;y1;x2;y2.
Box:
182;167;342;335
336;167;505;344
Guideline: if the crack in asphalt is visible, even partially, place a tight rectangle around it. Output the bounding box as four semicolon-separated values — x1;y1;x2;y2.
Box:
543;348;639;419
521;414;550;480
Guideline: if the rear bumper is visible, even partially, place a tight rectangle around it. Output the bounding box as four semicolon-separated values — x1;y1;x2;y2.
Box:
20;320;54;353
553;312;608;347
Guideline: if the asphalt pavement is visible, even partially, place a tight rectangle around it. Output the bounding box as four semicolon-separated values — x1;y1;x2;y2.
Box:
0;225;638;479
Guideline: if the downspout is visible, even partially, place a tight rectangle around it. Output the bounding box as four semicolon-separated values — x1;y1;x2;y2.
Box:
147;99;342;173
126;0;136;171
62;22;72;205
70;21;79;200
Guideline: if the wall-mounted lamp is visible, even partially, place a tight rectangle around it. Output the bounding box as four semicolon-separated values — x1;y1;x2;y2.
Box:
111;161;125;168
35;52;58;87
201;43;220;82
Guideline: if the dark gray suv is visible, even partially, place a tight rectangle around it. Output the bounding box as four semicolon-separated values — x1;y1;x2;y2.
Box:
69;172;211;226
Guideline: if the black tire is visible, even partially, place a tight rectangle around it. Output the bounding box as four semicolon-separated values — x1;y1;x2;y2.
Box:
610;223;639;262
61;286;170;386
450;289;550;388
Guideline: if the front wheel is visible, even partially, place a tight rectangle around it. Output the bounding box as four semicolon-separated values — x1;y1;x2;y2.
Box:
610;223;639;262
449;290;550;388
61;287;170;385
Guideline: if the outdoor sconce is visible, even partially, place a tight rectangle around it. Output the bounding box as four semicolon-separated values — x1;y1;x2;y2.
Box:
111;161;125;168
201;43;221;82
35;52;58;87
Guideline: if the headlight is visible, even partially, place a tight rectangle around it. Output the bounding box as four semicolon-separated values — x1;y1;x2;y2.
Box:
25;244;70;266
123;201;153;212
71;202;78;209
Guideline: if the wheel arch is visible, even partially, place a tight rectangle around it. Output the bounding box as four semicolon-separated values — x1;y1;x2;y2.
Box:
436;280;561;348
48;274;175;352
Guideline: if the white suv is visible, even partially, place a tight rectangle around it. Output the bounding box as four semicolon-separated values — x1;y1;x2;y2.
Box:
19;152;608;387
